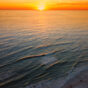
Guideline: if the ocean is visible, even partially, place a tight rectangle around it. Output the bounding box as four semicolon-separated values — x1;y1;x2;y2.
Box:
0;10;88;88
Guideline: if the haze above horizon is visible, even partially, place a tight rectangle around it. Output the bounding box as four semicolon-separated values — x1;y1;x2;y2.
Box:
0;0;88;10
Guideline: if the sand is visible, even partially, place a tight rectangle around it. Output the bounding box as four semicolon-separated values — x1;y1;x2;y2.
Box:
61;66;88;88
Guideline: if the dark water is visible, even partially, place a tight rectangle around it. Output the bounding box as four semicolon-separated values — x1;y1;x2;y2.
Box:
0;10;88;88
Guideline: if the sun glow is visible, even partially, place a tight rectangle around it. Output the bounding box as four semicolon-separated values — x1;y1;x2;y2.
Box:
37;5;45;11
0;0;88;10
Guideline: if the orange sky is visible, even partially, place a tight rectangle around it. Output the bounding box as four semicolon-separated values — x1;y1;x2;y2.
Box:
0;0;88;10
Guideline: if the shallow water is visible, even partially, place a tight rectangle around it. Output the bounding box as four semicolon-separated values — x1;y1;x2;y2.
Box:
0;10;88;88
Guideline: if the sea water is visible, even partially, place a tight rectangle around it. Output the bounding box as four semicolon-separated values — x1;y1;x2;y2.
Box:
0;10;88;88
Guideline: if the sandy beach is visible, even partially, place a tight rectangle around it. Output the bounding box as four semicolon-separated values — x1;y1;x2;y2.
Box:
62;66;88;88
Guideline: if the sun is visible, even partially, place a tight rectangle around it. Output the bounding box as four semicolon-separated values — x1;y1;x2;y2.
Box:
38;5;45;11
39;6;44;11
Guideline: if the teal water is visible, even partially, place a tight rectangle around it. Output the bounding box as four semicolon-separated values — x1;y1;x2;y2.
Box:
0;10;88;88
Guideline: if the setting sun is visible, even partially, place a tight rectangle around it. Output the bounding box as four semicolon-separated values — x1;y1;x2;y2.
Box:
38;5;45;11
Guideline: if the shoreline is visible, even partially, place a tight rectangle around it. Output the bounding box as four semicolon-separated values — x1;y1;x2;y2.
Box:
25;65;88;88
61;65;88;88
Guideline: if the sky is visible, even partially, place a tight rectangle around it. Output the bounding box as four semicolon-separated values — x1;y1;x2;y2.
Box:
0;0;88;10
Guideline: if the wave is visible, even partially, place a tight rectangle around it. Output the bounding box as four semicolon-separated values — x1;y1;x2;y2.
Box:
35;42;73;50
0;57;88;88
0;46;33;68
0;41;74;69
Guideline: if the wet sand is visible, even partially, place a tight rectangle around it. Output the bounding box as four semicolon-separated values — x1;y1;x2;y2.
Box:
62;66;88;88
